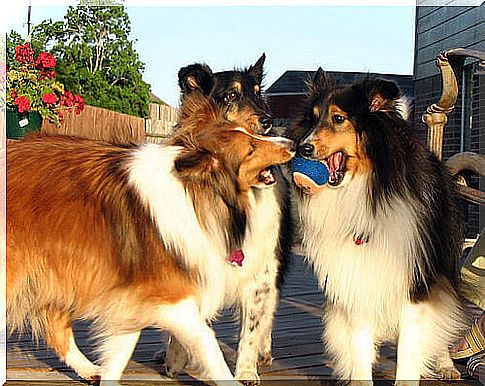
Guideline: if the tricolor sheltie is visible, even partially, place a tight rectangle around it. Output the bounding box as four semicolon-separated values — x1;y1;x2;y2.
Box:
6;91;294;385
178;53;273;135
289;69;466;383
165;54;293;384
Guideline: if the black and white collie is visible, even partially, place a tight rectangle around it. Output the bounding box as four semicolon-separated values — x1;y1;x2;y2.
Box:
6;92;294;385
289;69;466;383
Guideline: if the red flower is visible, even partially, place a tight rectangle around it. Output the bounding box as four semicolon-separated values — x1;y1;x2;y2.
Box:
61;90;75;107
74;94;85;114
11;89;17;99
42;93;58;105
14;96;31;113
38;70;56;80
35;52;56;70
15;44;34;64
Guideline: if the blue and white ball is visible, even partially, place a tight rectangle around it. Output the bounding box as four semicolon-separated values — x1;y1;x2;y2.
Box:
291;156;329;194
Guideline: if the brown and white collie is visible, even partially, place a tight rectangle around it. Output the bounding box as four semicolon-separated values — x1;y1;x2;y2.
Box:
6;91;295;385
289;69;467;384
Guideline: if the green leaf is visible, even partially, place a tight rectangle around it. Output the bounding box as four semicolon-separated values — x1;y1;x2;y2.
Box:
25;3;151;118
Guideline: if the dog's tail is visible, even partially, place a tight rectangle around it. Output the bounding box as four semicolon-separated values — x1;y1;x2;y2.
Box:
7;278;48;341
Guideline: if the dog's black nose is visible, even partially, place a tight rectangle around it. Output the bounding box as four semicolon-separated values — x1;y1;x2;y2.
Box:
298;143;315;158
259;115;273;130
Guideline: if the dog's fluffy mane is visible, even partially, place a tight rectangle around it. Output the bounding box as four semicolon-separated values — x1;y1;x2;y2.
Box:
169;92;249;255
297;72;464;301
176;91;226;133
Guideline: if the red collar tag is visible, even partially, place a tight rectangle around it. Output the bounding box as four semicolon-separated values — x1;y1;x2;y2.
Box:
353;234;369;246
229;250;245;267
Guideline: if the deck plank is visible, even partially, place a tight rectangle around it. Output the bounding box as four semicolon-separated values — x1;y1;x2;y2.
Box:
6;255;473;384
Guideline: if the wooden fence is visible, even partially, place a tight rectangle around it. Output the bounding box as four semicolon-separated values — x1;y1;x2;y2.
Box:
42;105;146;145
14;104;285;148
145;103;178;144
32;103;179;145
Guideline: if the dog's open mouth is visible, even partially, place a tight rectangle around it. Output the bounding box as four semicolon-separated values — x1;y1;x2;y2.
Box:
258;166;277;186
325;151;346;187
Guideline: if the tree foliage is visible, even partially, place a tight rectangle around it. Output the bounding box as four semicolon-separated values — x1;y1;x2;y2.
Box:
10;5;151;117
7;31;25;64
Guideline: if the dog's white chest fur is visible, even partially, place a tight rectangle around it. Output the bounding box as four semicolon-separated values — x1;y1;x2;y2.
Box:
298;176;423;327
223;187;282;303
128;143;281;318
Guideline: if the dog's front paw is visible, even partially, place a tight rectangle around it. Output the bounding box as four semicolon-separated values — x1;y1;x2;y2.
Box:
236;370;261;386
165;347;188;377
164;337;189;377
76;363;101;383
438;365;461;380
258;352;273;367
165;357;187;378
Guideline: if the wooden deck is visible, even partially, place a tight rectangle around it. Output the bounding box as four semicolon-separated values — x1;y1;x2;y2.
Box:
6;254;475;385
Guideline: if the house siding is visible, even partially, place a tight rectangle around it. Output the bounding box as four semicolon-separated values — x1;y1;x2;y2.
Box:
414;4;484;237
267;94;306;127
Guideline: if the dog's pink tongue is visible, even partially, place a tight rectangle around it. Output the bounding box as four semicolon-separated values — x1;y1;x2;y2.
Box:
328;152;345;184
328;151;343;173
328;152;343;183
260;168;275;185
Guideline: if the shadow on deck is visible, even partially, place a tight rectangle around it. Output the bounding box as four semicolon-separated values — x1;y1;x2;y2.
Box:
6;255;476;385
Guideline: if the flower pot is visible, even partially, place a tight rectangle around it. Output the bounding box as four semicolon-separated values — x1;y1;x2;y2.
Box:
7;108;43;139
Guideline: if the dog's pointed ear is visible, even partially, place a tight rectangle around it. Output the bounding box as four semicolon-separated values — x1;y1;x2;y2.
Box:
249;53;266;84
307;67;333;90
312;67;325;84
306;67;334;100
174;149;220;181
178;63;214;95
366;79;401;113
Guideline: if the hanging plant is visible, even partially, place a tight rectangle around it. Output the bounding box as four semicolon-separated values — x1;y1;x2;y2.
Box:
7;43;85;126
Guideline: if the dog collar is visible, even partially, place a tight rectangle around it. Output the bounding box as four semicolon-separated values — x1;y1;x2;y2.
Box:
229;250;245;267
353;234;369;246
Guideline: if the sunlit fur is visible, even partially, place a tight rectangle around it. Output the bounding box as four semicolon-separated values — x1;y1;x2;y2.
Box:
290;71;467;382
178;53;272;135
6;91;294;385
170;55;293;383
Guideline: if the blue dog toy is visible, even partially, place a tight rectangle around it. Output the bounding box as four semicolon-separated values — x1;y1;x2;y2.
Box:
291;156;329;194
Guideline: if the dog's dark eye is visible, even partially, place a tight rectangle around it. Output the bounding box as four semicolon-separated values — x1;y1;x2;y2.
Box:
224;90;239;103
334;114;346;124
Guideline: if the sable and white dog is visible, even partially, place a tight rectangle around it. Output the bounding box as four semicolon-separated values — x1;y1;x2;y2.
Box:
165;55;294;385
289;69;467;383
6;91;294;385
